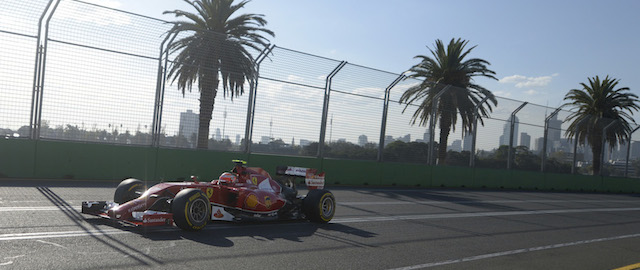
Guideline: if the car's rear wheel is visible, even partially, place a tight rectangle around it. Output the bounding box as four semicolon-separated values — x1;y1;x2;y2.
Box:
303;189;335;223
172;188;210;231
113;178;145;204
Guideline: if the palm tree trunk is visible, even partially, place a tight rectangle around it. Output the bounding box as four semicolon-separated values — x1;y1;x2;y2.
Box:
196;73;219;149
591;142;602;175
438;116;452;165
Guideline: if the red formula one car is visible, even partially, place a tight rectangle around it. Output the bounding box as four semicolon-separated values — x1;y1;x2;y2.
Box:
81;161;335;231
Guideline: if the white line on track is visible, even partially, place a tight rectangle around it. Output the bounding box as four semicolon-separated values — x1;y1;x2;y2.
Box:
1;200;637;212
2;207;640;241
387;233;640;269
0;206;82;212
338;199;639;206
332;207;640;223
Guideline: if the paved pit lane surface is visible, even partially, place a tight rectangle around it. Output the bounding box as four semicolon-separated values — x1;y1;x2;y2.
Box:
1;180;640;269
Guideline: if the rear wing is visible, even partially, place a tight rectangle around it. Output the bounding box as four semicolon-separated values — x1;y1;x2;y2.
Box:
276;166;325;190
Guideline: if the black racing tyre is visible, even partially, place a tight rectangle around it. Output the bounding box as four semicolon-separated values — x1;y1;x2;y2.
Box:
113;178;145;204
171;188;210;231
303;189;335;223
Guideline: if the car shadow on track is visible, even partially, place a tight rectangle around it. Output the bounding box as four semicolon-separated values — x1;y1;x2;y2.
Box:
86;218;377;248
37;186;165;267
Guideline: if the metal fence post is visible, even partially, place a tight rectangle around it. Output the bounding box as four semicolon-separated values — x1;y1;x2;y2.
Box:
601;120;617;176
243;44;275;153
469;96;490;167
572;117;589;174
507;102;527;169
317;61;347;158
377;74;406;162
625;126;640;177
541;108;561;172
151;34;176;147
30;0;60;140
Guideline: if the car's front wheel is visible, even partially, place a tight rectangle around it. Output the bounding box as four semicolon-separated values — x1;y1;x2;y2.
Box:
113;178;145;204
171;188;210;231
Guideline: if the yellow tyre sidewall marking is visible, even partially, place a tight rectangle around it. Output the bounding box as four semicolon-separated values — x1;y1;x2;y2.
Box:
319;193;333;222
185;192;201;228
128;184;140;192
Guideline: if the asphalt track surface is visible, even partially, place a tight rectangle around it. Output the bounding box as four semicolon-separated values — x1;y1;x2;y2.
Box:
2;180;640;269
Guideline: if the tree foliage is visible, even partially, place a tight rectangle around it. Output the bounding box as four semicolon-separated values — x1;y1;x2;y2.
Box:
164;0;273;149
562;76;639;175
400;38;497;164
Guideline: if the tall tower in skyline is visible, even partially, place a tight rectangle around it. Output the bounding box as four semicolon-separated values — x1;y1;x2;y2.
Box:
499;116;519;146
520;132;531;149
178;109;198;143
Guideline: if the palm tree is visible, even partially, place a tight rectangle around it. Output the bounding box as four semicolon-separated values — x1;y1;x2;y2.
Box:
562;76;639;175
399;38;497;164
164;0;273;149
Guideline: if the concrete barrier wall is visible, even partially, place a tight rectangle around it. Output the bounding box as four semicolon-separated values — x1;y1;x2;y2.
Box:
1;139;640;193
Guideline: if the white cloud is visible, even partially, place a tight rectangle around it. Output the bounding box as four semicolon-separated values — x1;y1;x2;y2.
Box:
499;73;558;88
524;89;538;95
286;74;305;84
57;0;131;26
493;91;512;98
83;0;122;8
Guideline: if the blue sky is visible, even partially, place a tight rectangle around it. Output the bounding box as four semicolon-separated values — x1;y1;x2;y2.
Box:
3;0;639;149
117;0;640;110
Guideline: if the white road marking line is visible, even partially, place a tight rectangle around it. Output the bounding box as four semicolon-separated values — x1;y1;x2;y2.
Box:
0;255;25;266
0;206;82;212
0;199;636;212
338;199;639;206
388;233;640;270
1;207;640;241
36;240;66;248
332;207;640;223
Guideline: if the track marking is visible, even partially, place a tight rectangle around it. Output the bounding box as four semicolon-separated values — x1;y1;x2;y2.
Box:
332;207;640;223
2;207;640;241
0;255;25;266
1;199;637;212
388;233;640;270
614;263;640;270
339;199;639;206
36;240;66;248
0;206;82;212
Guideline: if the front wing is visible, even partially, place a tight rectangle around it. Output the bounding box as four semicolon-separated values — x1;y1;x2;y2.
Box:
81;201;174;227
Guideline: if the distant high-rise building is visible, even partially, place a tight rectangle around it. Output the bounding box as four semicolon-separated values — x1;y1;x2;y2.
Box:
236;134;241;145
423;130;432;144
548;113;562;151
300;139;311;147
215;128;221;141
462;132;472;152
261;136;270;144
449;140;462;152
179;109;198;143
398;134;410;143
358;135;368;146
534;137;545;154
385;135;395;147
499;116;519;146
632;141;640;160
520;132;531;149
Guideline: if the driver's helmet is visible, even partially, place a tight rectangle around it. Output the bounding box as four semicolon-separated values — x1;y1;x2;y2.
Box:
219;172;237;183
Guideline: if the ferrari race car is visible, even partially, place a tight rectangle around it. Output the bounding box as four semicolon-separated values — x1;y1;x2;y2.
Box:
81;161;335;231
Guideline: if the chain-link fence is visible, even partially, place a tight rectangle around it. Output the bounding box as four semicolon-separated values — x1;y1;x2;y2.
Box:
2;0;639;177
